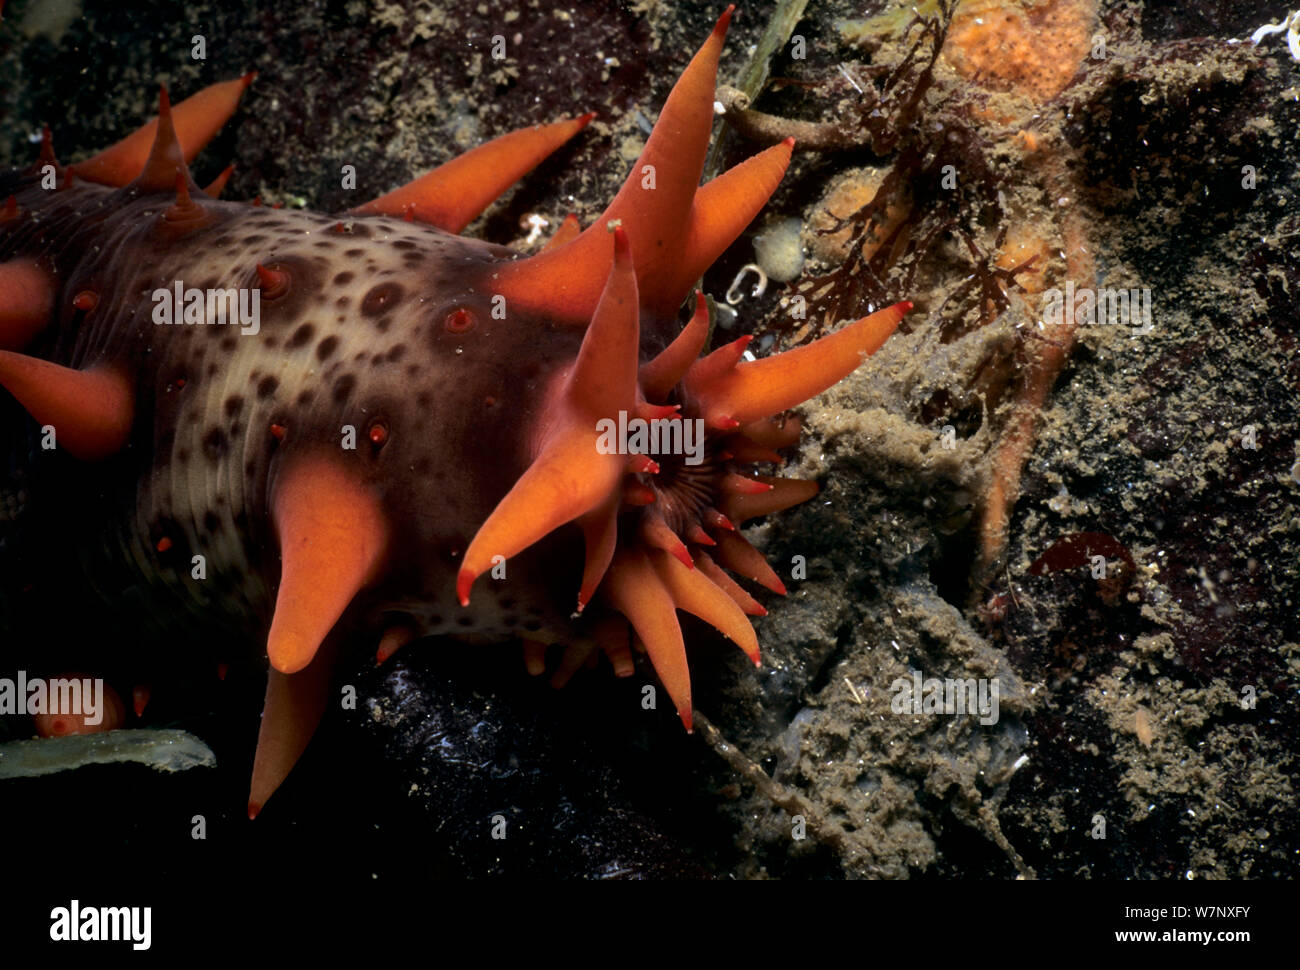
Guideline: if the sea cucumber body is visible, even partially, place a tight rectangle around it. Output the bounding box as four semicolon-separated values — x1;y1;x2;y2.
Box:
0;171;597;648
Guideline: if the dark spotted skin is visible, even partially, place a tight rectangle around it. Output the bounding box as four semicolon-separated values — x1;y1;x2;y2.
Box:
0;170;619;652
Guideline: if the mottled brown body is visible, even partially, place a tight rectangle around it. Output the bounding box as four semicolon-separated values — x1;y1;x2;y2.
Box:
0;170;616;649
0;12;908;813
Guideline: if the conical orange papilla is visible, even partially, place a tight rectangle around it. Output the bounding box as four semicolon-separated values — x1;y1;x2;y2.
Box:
248;640;336;820
127;86;204;194
522;638;549;676
0;258;55;350
602;548;693;729
640;511;693;568
639;291;709;400
670;137;794;306
650;548;759;665
350;114;595;233
266;455;390;675
696;551;766;617
720;475;819;524
0;353;133;460
491;7;737;322
550;642;595;689
375;623;416;666
26;126;57;175
458;228;638;607
721;437;783;464
592;613;635;677
739;414;803;449
686;301;911;429
576;495;619;611
690;334;752;389
203;163;235;198
542;213;582;251
711;530;787;595
74;73;255;187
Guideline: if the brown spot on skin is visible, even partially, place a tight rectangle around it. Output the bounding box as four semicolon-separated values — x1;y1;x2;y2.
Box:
333;374;356;402
317;336;340;361
224;395;244;418
288;323;315;349
202;427;227;460
296;390;314;406
362;282;403;317
344;248;364;258
387;344;406;361
257;375;279;399
334;271;354;285
203;511;221;534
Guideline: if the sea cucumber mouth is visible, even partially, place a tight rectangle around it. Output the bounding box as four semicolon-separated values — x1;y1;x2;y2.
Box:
642;432;728;536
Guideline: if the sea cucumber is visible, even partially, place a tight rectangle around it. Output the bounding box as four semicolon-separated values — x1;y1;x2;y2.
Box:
0;7;908;817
